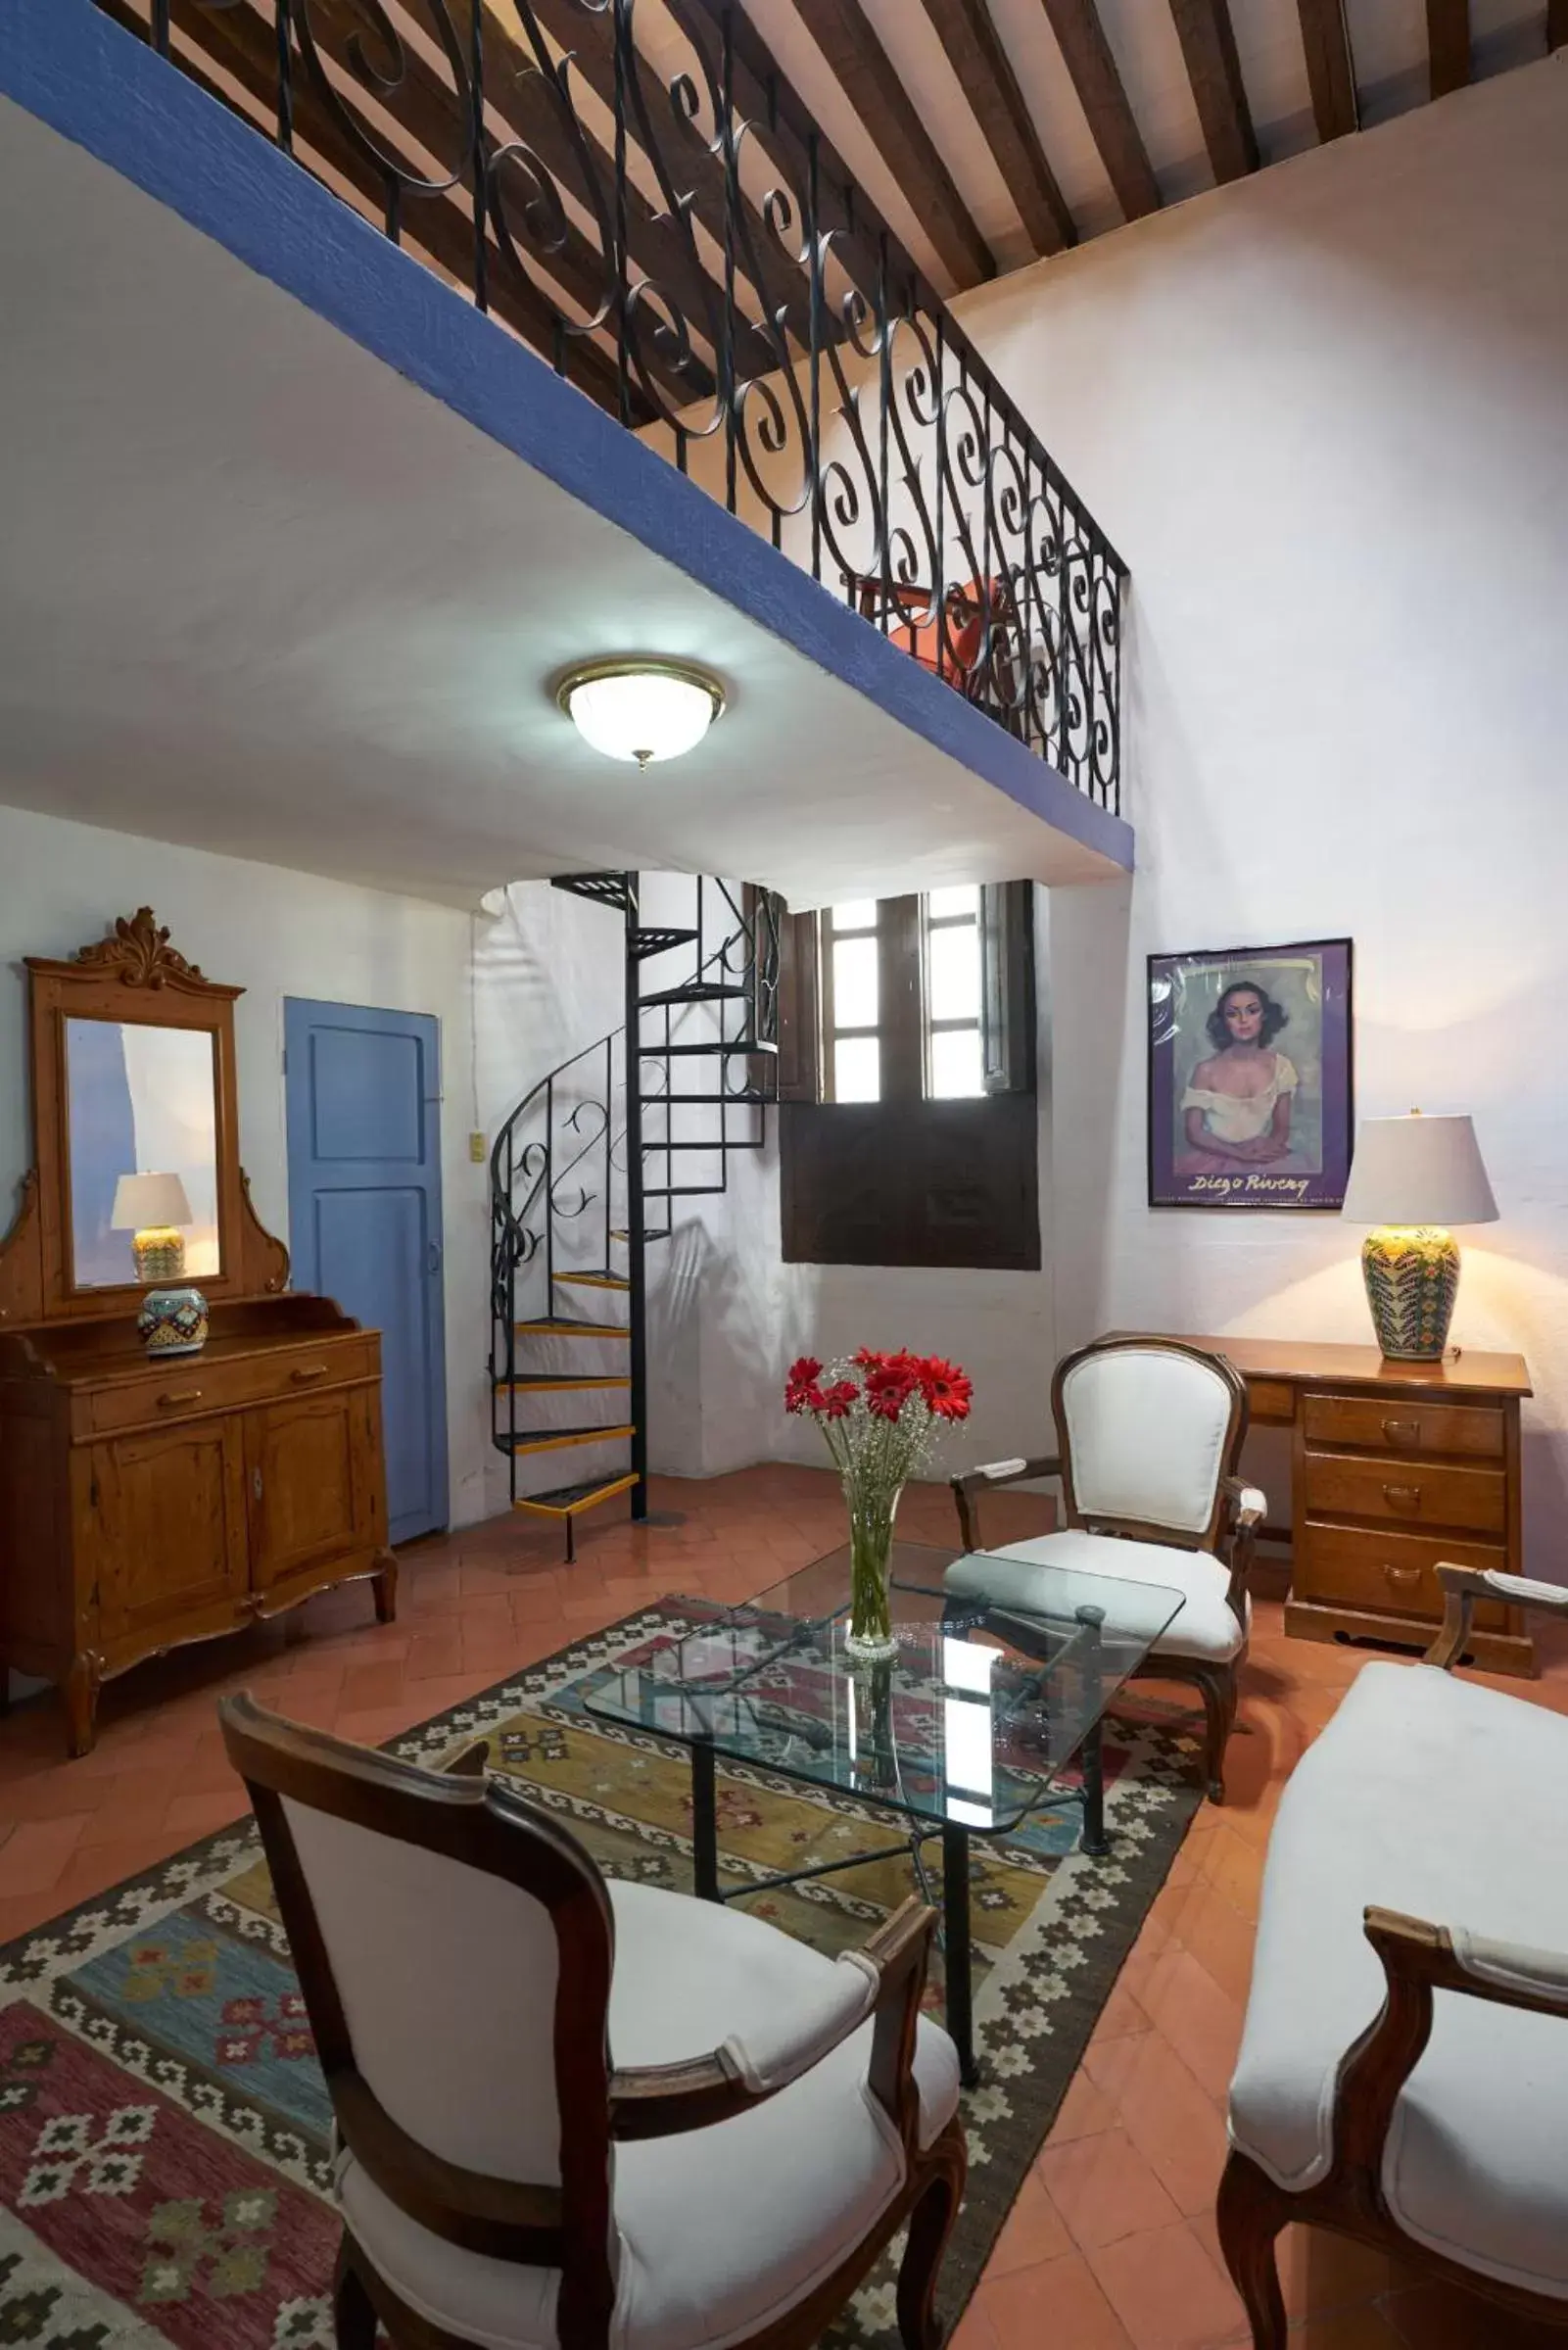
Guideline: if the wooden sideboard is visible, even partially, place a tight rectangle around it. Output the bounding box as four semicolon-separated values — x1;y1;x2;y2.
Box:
0;1295;396;1753
1182;1336;1533;1676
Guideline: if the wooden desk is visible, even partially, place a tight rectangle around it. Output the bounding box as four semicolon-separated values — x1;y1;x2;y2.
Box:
1184;1336;1534;1677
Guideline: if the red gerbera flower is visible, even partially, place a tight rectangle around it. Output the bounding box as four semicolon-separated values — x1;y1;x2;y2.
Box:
784;1355;826;1414
918;1358;973;1420
819;1379;858;1420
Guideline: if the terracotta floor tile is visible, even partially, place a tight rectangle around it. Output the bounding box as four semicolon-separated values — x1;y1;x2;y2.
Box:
1379;2281;1568;2348
1085;2220;1247;2350
1082;2033;1229;2215
1043;2067;1120;2147
1035;2129;1184;2251
984;2171;1073;2278
1089;1978;1154;2044
0;1811;91;1897
978;2251;1135;2350
1133;1947;1247;2103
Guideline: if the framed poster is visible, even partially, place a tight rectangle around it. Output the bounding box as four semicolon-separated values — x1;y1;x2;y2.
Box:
1148;938;1354;1209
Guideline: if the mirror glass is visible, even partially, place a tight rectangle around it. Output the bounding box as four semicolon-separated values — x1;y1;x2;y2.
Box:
65;1019;221;1287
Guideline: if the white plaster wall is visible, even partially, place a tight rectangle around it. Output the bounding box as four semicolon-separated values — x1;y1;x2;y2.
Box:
0;801;493;1529
947;57;1568;1569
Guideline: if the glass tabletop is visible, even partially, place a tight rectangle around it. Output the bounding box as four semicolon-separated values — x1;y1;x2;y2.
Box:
581;1540;1183;1834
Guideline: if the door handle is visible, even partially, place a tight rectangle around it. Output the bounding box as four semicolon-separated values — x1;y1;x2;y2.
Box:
252;1468;263;1503
289;1365;330;1385
157;1388;203;1409
427;1240;443;1274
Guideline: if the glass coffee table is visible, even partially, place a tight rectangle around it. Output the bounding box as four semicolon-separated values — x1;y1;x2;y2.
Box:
583;1539;1182;2082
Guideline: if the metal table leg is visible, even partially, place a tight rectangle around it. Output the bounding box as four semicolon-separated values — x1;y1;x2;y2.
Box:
941;1821;978;2087
1079;1715;1110;1857
690;1735;720;1900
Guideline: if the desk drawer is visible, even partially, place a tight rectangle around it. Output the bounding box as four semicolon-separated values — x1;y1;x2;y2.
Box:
83;1339;378;1436
1302;1450;1506;1536
1297;1524;1510;1627
1247;1378;1296;1426
1303;1394;1503;1460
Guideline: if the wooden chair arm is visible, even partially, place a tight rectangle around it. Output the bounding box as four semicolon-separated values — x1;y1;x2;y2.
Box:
950;1456;1063;1552
1219;1476;1267;1621
1426;1562;1568;1670
1332;1906;1568;2182
610;1897;936;2146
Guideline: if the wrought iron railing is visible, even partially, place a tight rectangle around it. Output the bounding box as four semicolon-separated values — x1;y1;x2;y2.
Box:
101;0;1127;810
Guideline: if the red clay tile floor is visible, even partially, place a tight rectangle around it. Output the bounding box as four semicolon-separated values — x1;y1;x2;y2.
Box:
3;1461;1566;2350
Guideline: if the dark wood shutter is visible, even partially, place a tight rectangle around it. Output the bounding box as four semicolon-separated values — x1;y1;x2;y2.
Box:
775;911;821;1103
980;880;1035;1094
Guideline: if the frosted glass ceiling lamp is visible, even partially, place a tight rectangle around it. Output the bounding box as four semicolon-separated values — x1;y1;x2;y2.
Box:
1340;1112;1497;1362
556;658;725;768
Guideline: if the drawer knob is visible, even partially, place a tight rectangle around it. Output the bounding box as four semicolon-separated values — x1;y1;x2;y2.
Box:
157;1388;203;1408
1382;1417;1420;1446
1383;1562;1422;1586
290;1365;330;1385
1383;1483;1422;1511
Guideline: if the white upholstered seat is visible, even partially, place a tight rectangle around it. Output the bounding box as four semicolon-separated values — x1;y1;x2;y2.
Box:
1229;1660;1568;2298
946;1530;1247;1663
340;1888;961;2350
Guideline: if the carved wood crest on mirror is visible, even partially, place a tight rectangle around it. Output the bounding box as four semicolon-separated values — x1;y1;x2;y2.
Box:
0;908;289;1325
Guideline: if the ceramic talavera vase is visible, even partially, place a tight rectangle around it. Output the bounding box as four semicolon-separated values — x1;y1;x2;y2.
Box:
844;1479;903;1664
137;1285;210;1358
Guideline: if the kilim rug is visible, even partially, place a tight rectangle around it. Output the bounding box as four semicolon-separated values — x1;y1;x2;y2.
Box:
0;1600;1204;2350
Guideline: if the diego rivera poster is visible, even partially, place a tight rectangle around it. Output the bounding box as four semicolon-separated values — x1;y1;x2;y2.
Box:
1147;939;1354;1209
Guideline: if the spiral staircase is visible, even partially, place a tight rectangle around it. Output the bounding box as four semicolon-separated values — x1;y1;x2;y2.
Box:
489;874;781;1558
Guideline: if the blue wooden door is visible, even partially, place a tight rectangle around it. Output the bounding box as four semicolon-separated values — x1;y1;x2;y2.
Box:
284;1000;448;1544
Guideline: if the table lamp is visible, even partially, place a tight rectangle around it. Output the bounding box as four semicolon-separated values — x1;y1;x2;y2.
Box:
1340;1112;1497;1361
111;1171;209;1358
112;1171;193;1282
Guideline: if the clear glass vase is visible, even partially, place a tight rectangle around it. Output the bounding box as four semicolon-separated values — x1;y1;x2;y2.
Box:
844;1480;902;1663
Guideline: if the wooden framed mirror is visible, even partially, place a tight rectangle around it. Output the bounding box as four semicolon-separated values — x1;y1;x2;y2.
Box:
0;909;288;1325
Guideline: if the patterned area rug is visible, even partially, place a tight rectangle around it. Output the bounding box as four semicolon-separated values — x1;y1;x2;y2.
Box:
0;1601;1203;2350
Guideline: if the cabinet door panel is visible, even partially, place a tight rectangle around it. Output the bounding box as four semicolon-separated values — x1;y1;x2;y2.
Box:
247;1392;374;1593
93;1420;249;1645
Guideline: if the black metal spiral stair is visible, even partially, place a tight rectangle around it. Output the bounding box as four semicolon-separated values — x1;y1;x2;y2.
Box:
489;874;780;1559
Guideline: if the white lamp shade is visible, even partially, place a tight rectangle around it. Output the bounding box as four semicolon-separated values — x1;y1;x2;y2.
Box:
1340;1115;1497;1228
561;665;723;766
112;1171;194;1231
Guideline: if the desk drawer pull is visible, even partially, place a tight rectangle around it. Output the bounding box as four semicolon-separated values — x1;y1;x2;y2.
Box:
1382;1417;1420;1446
290;1365;330;1386
157;1388;203;1409
1382;1562;1423;1587
1383;1483;1422;1511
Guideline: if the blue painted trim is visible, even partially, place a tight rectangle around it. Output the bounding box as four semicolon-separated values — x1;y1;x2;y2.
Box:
2;0;1133;876
283;997;450;1542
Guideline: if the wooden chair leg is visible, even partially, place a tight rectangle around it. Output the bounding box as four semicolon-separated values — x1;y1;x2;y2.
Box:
896;2121;968;2350
333;2236;379;2350
1215;2151;1289;2350
1192;1663;1236;1805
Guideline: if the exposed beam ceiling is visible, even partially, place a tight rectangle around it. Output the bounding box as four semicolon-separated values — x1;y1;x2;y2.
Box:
1296;0;1360;142
1168;0;1259;184
1427;0;1473;96
1034;0;1164;223
789;0;998;286
918;0;1076;258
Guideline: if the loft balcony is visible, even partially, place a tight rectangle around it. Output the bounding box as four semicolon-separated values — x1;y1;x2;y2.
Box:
0;0;1134;903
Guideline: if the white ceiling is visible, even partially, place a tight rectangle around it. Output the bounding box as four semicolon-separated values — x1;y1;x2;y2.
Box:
0;95;1123;915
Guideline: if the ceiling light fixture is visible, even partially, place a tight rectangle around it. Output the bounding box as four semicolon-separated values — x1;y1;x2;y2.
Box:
555;657;726;768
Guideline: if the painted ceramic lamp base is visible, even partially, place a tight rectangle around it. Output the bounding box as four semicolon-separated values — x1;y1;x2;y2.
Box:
1362;1226;1460;1362
137;1285;211;1357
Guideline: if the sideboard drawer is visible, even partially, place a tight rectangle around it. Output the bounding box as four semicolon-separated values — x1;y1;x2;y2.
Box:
1302;1450;1507;1537
83;1339;379;1437
1246;1378;1297;1425
1302;1394;1503;1460
1297;1524;1512;1625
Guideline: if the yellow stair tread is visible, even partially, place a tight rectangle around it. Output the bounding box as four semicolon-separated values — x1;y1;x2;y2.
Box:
513;1472;640;1518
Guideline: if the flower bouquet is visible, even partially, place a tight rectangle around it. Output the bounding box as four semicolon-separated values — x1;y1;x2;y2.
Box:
784;1349;973;1662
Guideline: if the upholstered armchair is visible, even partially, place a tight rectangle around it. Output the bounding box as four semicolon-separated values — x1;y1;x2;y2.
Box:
218;1694;967;2350
949;1335;1264;1802
1218;1564;1568;2341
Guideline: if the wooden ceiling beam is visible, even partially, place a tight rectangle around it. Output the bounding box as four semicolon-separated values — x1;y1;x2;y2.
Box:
918;0;1075;258
789;0;998;287
1168;0;1258;183
1426;0;1471;97
1035;0;1162;222
1295;0;1358;142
